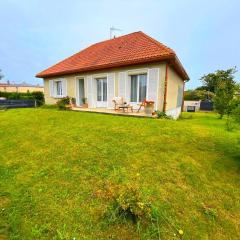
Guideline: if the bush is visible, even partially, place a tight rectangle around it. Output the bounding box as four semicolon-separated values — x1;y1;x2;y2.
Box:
104;183;164;239
32;91;45;106
230;98;240;123
56;97;70;110
105;183;154;223
113;184;151;222
155;111;172;119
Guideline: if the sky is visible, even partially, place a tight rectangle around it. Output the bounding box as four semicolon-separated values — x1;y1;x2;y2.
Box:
0;0;239;89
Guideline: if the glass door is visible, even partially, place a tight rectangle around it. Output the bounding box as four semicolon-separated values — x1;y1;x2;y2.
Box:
96;78;107;107
78;79;84;105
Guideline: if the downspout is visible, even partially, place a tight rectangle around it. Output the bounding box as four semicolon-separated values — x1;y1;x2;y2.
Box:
181;81;185;112
163;63;168;112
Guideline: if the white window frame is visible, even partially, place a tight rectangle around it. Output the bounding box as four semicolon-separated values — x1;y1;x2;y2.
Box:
51;79;66;98
130;74;147;103
55;80;63;97
92;73;108;108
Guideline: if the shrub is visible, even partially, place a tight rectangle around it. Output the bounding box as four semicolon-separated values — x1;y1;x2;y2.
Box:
31;91;45;106
104;184;165;239
155;111;172;119
230;98;240;124
56;97;70;110
105;184;153;223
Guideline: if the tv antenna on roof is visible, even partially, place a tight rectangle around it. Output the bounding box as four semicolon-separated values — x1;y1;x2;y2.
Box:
110;26;122;39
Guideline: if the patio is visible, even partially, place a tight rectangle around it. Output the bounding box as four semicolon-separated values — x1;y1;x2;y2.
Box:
72;107;156;118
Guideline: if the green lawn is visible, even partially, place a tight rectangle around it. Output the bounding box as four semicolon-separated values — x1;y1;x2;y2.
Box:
0;108;239;240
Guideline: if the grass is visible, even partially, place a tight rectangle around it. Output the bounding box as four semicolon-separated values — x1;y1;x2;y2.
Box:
0;108;239;239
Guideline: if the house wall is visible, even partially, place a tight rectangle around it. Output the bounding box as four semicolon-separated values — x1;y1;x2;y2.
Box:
165;65;185;119
44;62;166;109
43;62;185;118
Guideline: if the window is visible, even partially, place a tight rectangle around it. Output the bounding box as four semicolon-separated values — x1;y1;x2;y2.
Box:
96;78;107;102
56;81;63;96
49;79;66;98
130;74;147;102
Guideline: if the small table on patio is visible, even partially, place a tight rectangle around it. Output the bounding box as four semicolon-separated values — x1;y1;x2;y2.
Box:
118;105;133;113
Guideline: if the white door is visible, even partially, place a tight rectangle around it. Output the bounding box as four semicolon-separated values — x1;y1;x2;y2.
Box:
78;79;85;105
96;78;107;107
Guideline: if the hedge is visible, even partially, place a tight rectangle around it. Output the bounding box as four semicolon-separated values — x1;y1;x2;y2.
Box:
0;91;45;106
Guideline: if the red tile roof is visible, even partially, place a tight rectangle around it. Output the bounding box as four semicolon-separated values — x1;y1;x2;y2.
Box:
36;31;189;80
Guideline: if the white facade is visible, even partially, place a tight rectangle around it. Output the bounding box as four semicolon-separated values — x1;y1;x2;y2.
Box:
46;64;185;119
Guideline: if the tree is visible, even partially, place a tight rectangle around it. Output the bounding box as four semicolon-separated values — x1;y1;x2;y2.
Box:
213;77;236;118
200;67;237;93
231;84;240;123
184;90;214;101
0;69;4;80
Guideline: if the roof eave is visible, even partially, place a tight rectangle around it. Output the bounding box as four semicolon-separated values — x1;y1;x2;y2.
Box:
36;54;178;79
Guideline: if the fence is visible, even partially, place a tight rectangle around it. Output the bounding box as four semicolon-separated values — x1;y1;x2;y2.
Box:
200;100;213;111
0;99;36;109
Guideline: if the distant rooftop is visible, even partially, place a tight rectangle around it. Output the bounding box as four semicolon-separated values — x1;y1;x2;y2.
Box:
0;82;43;87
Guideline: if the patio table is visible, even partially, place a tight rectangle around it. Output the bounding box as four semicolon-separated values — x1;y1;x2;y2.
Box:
118;105;133;113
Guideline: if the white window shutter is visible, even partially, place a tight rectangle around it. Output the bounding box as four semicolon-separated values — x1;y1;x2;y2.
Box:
62;79;67;97
118;72;126;100
107;73;115;108
75;79;79;106
49;80;54;97
92;77;97;108
125;75;131;103
87;76;93;108
147;68;159;110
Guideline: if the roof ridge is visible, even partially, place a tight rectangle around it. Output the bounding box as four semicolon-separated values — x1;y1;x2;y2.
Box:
92;31;142;45
139;32;175;55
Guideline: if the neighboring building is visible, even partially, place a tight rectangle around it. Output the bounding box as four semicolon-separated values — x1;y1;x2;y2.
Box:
0;82;44;93
184;100;201;112
36;31;189;118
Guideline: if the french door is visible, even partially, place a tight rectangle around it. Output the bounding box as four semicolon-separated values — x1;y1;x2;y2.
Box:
96;78;107;107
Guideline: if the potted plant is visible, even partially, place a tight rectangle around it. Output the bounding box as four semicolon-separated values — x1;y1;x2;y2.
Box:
82;97;88;108
144;100;154;115
70;97;76;108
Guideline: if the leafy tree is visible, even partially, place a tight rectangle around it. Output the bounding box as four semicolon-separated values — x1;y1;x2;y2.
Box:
200;67;237;93
184;90;214;101
195;86;209;91
0;69;4;80
213;78;236;119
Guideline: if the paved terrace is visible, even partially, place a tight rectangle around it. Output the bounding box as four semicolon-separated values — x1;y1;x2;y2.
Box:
72;107;156;118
